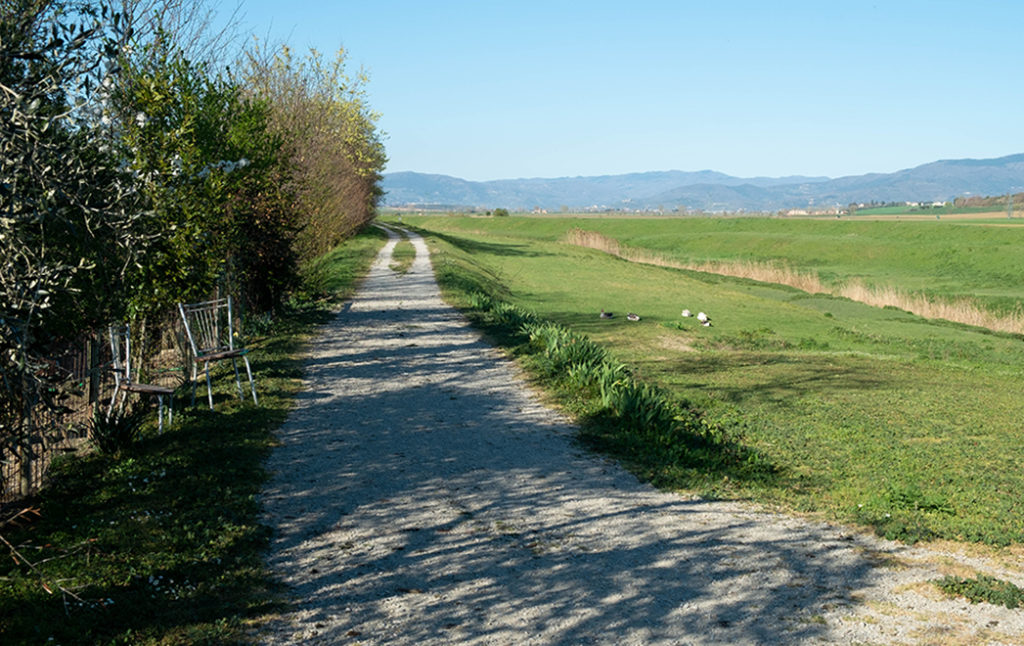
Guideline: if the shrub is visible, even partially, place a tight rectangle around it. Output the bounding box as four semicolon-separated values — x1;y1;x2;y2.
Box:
1;0;147;480
88;403;149;457
113;28;301;315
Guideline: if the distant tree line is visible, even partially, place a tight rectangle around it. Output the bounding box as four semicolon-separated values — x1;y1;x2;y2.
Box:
1;0;385;465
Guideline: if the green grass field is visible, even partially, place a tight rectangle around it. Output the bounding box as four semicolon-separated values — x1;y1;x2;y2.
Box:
394;214;1024;547
397;214;1024;316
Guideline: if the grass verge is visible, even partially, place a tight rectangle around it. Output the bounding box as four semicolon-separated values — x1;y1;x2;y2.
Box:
0;225;387;645
397;217;1024;548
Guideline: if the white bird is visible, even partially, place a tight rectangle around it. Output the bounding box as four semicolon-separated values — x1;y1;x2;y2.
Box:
701;320;712;327
626;312;641;321
696;311;709;323
681;309;692;317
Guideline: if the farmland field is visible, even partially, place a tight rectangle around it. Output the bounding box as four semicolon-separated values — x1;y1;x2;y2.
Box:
389;214;1024;316
391;214;1024;547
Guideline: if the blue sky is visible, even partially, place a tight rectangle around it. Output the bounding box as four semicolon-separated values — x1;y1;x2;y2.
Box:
224;1;1024;181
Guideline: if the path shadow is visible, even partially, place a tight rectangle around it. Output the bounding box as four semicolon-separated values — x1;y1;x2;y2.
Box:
258;230;886;645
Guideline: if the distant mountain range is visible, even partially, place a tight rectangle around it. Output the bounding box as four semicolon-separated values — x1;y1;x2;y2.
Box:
381;153;1024;212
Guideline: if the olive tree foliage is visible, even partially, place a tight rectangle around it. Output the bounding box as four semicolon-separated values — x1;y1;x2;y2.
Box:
241;43;387;262
0;0;149;450
1;0;387;464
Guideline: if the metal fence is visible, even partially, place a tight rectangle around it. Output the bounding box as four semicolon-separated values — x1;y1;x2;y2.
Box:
1;312;187;508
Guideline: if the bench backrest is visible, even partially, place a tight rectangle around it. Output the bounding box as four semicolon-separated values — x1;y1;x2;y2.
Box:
178;297;238;359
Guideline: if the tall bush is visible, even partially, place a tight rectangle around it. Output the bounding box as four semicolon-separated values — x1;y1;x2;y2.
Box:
242;43;387;262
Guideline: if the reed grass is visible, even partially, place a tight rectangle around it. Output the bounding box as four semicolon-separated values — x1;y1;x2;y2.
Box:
564;228;1024;334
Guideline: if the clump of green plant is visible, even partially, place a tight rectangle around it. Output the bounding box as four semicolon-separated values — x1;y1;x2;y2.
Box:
525;322;609;375
852;483;957;544
936;574;1024;609
491;301;538;331
466;292;539;337
463;292;775;483
88;403;150;456
389;240;416;274
467;291;494;310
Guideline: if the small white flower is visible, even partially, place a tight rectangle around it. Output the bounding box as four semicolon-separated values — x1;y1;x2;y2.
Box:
135;111;148;128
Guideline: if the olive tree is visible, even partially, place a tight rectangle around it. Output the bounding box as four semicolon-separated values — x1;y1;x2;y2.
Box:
1;0;148;493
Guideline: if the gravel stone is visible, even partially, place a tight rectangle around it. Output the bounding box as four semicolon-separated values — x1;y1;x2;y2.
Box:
258;226;1024;645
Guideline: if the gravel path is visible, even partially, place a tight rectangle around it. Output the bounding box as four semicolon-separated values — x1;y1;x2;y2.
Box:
258;226;1024;645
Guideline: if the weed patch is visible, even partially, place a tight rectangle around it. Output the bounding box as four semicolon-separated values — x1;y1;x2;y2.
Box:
936;574;1024;609
389;239;416;274
87;403;150;458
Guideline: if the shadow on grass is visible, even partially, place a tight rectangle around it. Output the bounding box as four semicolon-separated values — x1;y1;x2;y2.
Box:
420;228;551;259
0;306;321;644
630;352;889;407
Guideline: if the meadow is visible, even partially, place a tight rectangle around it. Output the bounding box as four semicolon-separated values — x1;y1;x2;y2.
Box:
392;214;1024;317
393;214;1024;548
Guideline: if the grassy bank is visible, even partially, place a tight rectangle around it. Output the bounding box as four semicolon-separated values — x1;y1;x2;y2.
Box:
0;226;387;645
400;214;1024;319
397;215;1024;548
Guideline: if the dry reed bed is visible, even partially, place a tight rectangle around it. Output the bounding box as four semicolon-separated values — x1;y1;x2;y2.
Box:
564;228;1024;335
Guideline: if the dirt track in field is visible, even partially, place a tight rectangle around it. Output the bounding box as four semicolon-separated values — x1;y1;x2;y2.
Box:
257;225;1024;645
